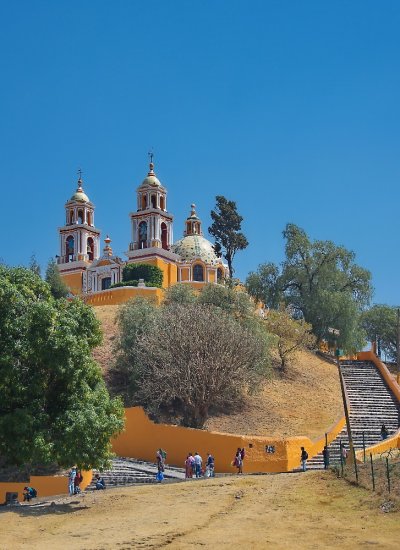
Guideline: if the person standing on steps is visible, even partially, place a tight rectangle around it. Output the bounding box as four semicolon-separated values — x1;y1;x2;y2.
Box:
381;424;389;440
342;444;348;465
322;446;330;470
300;447;308;472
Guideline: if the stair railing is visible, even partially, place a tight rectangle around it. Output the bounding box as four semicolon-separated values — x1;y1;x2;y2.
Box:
337;361;356;464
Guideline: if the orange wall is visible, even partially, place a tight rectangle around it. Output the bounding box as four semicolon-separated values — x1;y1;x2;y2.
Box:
84;286;164;307
60;271;83;295
0;470;92;503
112;407;345;473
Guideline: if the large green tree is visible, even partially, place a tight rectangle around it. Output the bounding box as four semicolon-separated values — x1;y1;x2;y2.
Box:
246;224;372;352
209;195;248;278
0;265;124;470
361;304;399;361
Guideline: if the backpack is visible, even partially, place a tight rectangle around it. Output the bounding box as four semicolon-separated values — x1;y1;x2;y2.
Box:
31;488;37;498
161;449;167;459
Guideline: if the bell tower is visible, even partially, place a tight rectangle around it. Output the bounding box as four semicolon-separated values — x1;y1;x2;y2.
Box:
57;173;101;294
126;156;180;287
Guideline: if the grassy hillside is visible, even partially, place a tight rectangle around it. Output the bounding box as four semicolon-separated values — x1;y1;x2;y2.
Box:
94;305;343;439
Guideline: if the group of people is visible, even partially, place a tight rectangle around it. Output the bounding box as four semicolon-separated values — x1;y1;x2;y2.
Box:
68;467;84;495
184;452;215;478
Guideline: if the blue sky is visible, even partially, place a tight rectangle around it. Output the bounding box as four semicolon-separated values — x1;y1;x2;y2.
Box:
1;1;400;305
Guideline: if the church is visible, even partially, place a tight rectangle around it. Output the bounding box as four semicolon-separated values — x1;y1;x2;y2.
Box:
57;159;228;306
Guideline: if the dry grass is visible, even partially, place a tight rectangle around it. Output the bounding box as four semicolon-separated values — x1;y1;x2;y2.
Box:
1;472;399;549
94;305;343;439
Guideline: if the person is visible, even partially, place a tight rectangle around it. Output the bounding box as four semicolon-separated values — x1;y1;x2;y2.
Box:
194;451;203;478
68;467;77;496
185;454;194;479
234;449;243;474
74;469;83;494
322;446;330;470
95;474;106;490
23;486;37;502
156;448;165;473
381;424;389;440
206;453;215;477
341;444;348;465
300;447;308;472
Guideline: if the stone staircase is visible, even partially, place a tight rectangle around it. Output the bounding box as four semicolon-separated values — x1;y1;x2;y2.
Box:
306;360;400;470
87;457;185;490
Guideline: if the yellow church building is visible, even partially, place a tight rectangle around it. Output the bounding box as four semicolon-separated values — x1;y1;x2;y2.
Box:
57;160;228;305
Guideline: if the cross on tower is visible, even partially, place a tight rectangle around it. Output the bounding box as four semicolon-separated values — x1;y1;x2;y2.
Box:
148;151;154;164
77;168;83;181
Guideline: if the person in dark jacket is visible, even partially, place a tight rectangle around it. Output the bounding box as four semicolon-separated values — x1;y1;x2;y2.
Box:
322;446;330;469
300;447;308;472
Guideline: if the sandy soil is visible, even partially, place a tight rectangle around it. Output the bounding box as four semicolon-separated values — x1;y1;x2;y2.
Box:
1;472;399;550
94;306;343;439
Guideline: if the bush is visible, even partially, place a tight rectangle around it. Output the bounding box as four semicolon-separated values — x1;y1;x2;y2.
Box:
122;264;163;287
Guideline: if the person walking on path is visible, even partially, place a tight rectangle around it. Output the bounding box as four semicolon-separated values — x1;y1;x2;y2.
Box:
156;448;166;472
234;449;243;474
300;447;308;472
194;452;203;478
322;446;330;470
74;469;83;494
206;453;215;477
68;467;77;496
185;454;194;479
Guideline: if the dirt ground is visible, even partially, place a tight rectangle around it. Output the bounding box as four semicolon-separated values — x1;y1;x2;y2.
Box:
94;305;343;439
1;472;399;550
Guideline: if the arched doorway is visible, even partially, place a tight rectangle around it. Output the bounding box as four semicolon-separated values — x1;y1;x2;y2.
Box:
66;235;74;262
161;222;168;249
87;237;94;261
139;221;148;249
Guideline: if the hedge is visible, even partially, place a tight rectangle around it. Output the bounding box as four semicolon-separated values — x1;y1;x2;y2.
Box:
122;264;163;288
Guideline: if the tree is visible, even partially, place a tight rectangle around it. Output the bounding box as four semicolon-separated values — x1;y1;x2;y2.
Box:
209;195;248;278
246;263;281;308
246;224;372;352
198;283;255;319
28;254;41;277
45;258;69;299
163;283;197;305
0;265;124;470
136;303;269;428
111;298;159;405
264;308;316;371
361;305;399;360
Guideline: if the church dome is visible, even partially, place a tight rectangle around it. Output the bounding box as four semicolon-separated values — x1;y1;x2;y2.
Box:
139;162;162;188
171;234;219;266
69;178;90;203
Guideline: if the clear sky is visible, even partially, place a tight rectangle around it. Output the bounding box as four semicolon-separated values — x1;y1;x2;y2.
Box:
1;0;399;305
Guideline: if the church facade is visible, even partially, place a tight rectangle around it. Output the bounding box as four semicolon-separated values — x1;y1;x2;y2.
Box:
57;160;228;305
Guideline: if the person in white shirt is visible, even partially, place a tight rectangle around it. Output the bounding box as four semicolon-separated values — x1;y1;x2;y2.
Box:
194;452;203;478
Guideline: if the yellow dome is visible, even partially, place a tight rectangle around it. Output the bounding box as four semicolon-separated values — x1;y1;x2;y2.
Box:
69;179;90;202
171;234;219;266
139;162;162;188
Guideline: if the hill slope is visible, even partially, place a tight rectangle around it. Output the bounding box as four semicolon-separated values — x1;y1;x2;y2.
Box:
94;305;343;439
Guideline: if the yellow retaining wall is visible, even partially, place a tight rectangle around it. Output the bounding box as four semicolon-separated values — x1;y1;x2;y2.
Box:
355;434;400;461
0;470;92;503
84;286;164;307
112;407;345;473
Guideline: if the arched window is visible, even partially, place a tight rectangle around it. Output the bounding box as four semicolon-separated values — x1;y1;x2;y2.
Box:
217;267;224;281
87;211;92;226
151;194;157;208
87;237;94;261
193;264;204;282
161;222;168;249
69;210;74;225
77;209;84;224
101;277;111;290
139;221;148;248
160;196;165;210
66;235;74;262
141;194;147;210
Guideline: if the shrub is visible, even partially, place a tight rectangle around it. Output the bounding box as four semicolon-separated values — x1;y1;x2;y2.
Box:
122;264;163;287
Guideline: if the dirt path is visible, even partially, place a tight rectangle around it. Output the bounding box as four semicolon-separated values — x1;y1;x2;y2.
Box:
1;472;398;550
